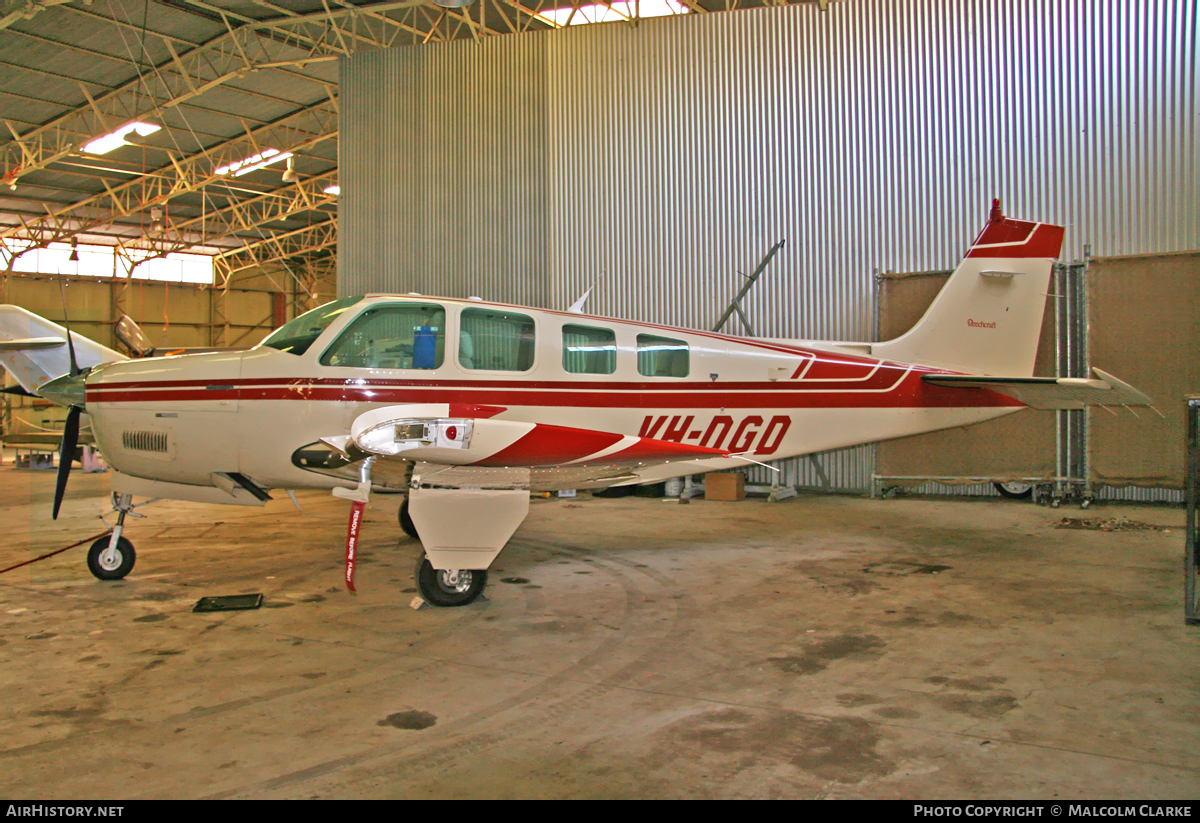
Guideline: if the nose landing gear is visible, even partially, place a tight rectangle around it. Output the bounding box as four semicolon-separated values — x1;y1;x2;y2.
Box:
88;493;140;580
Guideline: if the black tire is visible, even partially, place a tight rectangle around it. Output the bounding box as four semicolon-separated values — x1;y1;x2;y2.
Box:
993;481;1034;500
398;498;419;539
415;557;487;607
87;536;135;580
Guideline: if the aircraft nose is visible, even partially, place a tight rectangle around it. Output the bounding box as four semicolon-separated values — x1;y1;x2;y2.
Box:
38;372;87;409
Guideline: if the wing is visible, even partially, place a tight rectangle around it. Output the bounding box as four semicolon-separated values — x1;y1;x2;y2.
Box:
319;402;730;491
921;368;1152;410
0;305;127;394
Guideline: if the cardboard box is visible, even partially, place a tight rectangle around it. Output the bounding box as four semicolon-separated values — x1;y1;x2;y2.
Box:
705;471;745;501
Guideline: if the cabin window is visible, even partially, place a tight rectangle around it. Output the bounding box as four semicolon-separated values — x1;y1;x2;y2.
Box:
637;334;689;377
460;308;536;371
319;303;446;369
259;295;362;356
562;324;616;375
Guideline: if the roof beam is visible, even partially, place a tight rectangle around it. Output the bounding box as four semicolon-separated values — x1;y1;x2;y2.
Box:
0;94;338;249
0;0;73;31
212;217;337;284
0;1;424;185
117;170;339;269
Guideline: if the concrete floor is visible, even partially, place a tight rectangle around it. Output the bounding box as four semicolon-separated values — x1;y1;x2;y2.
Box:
0;457;1197;800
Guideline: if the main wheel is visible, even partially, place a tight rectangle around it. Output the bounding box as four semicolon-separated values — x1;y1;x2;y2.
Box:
398;498;419;539
994;481;1034;500
87;536;135;580
414;557;487;607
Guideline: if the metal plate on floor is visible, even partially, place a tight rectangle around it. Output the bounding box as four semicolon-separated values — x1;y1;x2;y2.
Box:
193;593;264;613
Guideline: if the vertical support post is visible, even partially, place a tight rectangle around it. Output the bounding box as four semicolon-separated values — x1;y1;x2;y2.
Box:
1;266;9;444
211;282;229;348
1054;262;1067;502
1074;261;1092;500
1185;397;1199;625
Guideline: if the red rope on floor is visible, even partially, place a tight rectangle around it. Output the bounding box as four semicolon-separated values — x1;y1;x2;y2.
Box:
0;531;111;575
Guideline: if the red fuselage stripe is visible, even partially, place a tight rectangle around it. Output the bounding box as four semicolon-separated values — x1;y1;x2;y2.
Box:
85;381;1022;410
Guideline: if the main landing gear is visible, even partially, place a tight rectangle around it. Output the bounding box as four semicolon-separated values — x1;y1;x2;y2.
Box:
88;493;139;580
398;498;418;539
402;498;487;606
338;459;523;606
414;556;488;607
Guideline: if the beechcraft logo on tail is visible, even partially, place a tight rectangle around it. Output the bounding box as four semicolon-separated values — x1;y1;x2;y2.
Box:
967;319;997;328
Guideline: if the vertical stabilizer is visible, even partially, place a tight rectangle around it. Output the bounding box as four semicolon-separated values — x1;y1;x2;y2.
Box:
0;305;127;394
873;200;1065;376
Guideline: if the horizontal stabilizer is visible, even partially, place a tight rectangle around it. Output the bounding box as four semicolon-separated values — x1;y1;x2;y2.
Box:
0;337;66;352
922;368;1152;410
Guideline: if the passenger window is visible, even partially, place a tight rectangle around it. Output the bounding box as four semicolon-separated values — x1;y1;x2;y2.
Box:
460;308;536;371
319;303;446;369
637;334;689;377
562;324;616;375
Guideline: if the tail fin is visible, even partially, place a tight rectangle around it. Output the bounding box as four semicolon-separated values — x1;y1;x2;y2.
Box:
873;200;1065;376
0;305;127;394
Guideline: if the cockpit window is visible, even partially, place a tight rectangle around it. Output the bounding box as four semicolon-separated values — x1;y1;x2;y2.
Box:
259;296;363;356
320;303;446;369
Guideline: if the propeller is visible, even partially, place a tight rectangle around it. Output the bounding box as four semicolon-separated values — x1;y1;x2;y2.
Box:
50;275;84;520
52;406;81;520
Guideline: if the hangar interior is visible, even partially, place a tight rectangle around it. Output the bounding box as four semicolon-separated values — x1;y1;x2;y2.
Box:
0;0;1197;800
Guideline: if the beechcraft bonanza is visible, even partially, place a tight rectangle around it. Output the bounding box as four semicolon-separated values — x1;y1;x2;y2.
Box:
2;200;1151;606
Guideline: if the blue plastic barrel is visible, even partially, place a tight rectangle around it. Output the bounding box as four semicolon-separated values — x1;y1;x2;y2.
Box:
412;326;437;369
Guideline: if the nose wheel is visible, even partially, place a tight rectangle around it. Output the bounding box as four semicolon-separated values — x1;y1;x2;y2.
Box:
87;535;136;580
414;556;487;607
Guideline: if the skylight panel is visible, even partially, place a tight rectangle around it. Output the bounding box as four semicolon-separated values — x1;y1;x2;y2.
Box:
215;149;293;177
83;122;161;156
540;0;688;26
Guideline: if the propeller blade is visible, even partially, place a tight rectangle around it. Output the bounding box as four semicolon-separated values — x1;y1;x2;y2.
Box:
52;406;81;521
58;276;80;377
0;384;36;397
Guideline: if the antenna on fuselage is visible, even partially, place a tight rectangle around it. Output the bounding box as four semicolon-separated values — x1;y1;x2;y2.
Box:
567;273;605;314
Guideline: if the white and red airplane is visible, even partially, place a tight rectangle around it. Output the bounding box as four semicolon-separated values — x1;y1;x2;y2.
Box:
5;200;1150;606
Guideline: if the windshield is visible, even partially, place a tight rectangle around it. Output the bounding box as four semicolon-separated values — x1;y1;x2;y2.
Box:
258;296;363;356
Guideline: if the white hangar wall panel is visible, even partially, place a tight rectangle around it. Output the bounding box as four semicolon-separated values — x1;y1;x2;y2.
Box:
339;40;549;308
340;2;1197;489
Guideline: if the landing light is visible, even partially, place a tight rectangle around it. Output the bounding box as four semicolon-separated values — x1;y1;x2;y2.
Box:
83;123;161;156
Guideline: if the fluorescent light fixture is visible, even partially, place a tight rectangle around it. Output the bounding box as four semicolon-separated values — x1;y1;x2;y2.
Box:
83;122;162;155
215;149;293;177
540;0;687;26
323;185;341;196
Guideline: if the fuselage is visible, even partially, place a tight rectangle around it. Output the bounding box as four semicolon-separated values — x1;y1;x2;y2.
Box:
83;294;1023;491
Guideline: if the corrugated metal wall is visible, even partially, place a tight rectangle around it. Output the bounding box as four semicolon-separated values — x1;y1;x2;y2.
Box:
341;1;1198;491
